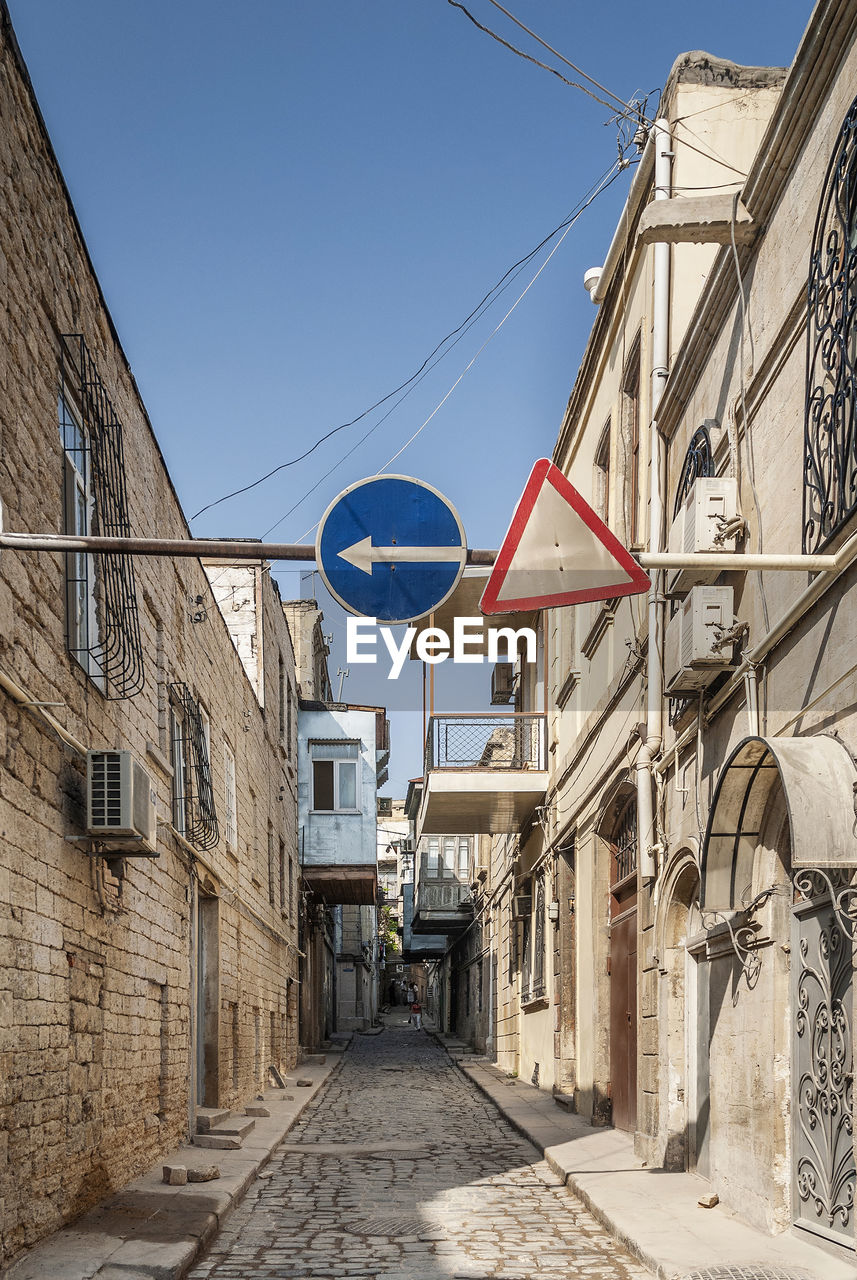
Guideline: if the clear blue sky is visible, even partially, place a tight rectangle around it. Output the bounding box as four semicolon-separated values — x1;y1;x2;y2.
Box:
7;0;813;792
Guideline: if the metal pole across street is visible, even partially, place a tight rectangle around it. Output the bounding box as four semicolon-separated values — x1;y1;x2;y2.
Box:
0;531;844;573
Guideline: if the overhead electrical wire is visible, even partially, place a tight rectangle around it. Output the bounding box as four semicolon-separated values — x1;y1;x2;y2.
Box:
480;0;637;114
264;156;634;543
196;154;634;530
445;0;623;114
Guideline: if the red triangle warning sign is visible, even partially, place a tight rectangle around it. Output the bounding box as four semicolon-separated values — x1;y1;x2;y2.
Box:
480;459;651;615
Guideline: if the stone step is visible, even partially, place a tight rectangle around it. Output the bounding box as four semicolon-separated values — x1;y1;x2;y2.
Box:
553;1092;575;1113
207;1117;256;1139
192;1132;243;1150
195;1106;231;1133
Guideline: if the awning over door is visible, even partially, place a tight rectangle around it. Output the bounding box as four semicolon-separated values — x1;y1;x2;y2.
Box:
700;734;857;911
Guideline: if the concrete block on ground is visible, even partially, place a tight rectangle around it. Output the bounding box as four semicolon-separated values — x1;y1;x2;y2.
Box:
296;1078;313;1087
187;1165;220;1183
245;1105;270;1117
162;1164;187;1185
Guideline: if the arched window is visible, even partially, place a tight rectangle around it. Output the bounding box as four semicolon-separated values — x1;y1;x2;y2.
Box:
803;92;857;551
673;425;715;520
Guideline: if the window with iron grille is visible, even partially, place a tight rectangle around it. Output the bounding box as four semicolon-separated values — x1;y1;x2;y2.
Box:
169;683;219;850
622;338;641;546
532;872;546;998
520;878;532;999
224;743;237;848
673;425;715;519
58;335;144;698
804;91;857;551
611;795;638;886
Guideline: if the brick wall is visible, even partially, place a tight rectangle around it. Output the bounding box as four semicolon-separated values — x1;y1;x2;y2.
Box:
0;6;301;1263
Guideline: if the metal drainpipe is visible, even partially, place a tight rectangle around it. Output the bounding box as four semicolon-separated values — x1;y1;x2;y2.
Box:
636;118;672;881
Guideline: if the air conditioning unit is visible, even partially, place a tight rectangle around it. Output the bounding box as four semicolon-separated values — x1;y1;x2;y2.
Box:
667;477;740;596
665;586;735;696
511;894;532;919
491;661;516;705
86;750;158;855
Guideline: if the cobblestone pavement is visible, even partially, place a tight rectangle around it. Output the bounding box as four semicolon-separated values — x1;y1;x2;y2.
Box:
188;1023;653;1280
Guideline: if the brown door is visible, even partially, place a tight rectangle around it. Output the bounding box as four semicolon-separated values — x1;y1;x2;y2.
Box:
609;795;638;1133
609;908;637;1131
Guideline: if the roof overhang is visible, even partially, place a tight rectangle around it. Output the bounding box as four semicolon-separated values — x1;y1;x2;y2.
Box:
701;734;857;911
418;768;547;835
301;864;378;906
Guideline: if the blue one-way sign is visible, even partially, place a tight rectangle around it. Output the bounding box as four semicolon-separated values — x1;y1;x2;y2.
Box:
315;475;466;623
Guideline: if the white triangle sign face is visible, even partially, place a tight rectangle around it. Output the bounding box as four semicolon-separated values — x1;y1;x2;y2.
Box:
480;458;651;615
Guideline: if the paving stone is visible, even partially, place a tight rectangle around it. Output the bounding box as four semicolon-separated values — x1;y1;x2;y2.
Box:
186;1029;653;1280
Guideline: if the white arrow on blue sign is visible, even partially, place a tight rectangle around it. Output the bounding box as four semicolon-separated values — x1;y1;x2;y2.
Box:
315;475;467;623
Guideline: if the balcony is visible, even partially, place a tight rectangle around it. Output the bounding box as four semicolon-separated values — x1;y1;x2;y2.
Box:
418;713;548;835
412;875;473;935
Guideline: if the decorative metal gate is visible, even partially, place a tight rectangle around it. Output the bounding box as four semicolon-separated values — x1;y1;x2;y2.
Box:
791;877;855;1246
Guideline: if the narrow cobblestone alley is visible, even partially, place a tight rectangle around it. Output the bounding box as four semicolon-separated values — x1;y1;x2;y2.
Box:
188;1023;652;1280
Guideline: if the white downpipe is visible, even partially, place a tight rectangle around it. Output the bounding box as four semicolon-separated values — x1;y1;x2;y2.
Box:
743;664;760;737
637;118;672;882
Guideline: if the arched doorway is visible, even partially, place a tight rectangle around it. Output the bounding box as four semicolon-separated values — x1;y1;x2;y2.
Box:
702;734;856;1243
655;849;707;1174
604;789;638;1133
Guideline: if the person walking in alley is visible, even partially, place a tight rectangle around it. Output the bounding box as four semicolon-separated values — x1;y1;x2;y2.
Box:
406;982;416;1024
410;997;422;1030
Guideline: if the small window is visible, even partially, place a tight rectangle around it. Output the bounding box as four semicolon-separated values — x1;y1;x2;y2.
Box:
622;340;641;546
594;418;611;524
169;684;218;850
457;837;470;881
224;744;237;849
59;392;104;687
57;335;144;699
311;741;359;812
170;707;188;837
426;838;440;875
279;838;286;913
278;655;286;743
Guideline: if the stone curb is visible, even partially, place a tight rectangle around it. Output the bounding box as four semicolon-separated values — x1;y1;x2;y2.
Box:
433;1035;854;1280
1;1048;349;1280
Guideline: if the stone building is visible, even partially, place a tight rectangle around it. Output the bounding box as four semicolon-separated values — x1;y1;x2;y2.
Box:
419;1;857;1258
296;698;388;1037
0;4;301;1264
649;0;857;1245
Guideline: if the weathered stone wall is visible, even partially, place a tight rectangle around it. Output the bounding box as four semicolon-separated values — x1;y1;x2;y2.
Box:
651;5;857;1232
0;6;300;1263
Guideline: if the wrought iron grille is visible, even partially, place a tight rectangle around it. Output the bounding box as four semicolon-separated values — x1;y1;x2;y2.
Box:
791;876;855;1242
426;714;547;772
169;682;219;850
803;92;857;552
60;334;144;698
673;425;715;519
611;796;638;885
532;873;546;998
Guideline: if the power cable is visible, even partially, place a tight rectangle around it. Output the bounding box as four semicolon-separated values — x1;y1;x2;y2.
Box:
481;0;637;114
285;157;633;545
261;157;631;540
446;0;623;115
193;159;628;526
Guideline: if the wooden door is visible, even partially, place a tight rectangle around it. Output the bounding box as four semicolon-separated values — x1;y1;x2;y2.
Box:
609;796;638;1133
